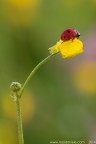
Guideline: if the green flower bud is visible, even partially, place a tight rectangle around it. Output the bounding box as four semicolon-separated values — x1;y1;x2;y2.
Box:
10;82;21;92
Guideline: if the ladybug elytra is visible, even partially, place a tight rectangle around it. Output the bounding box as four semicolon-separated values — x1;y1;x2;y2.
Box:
61;28;80;41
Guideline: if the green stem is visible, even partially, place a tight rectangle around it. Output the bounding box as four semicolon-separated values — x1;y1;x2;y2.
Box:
16;97;24;144
19;54;55;97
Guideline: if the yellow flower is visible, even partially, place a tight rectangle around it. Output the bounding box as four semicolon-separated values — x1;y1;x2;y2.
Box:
49;38;83;58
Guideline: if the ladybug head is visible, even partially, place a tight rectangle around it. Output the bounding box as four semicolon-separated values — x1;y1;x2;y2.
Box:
76;30;80;38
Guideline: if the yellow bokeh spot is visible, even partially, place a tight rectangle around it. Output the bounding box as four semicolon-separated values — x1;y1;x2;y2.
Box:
73;61;96;94
92;0;96;4
2;90;35;124
3;0;40;26
49;38;83;58
0;121;17;144
7;0;36;8
60;0;82;7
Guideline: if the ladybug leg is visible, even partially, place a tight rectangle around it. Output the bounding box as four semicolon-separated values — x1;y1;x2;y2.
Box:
71;37;74;42
72;35;76;41
71;34;75;42
77;35;80;39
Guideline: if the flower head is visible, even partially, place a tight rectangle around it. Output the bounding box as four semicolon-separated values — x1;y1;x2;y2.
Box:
49;38;83;58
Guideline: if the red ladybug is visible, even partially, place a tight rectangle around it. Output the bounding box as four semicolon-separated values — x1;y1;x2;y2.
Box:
61;28;80;41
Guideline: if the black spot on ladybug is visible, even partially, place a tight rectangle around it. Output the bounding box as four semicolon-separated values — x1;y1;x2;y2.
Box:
67;30;70;33
72;34;74;37
64;36;66;38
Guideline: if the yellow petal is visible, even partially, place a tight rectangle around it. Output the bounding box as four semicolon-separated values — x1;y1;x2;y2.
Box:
49;38;83;58
58;38;83;58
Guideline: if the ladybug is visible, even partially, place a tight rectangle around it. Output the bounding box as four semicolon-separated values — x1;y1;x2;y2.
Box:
61;28;80;41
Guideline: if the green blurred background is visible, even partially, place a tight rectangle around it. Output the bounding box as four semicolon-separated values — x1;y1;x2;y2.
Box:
0;0;96;143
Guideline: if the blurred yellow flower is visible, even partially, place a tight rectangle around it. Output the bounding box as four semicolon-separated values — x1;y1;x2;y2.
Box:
93;0;96;4
60;0;82;7
3;0;40;26
73;61;96;94
49;38;83;58
2;90;35;124
59;0;85;7
0;121;17;144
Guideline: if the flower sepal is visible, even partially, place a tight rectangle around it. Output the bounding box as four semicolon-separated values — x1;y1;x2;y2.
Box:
49;40;63;55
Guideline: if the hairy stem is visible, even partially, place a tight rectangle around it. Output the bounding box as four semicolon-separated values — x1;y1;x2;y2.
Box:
16;97;24;144
19;54;55;97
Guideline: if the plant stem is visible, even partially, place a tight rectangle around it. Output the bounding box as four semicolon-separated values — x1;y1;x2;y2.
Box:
16;97;24;144
11;53;56;144
19;54;55;97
